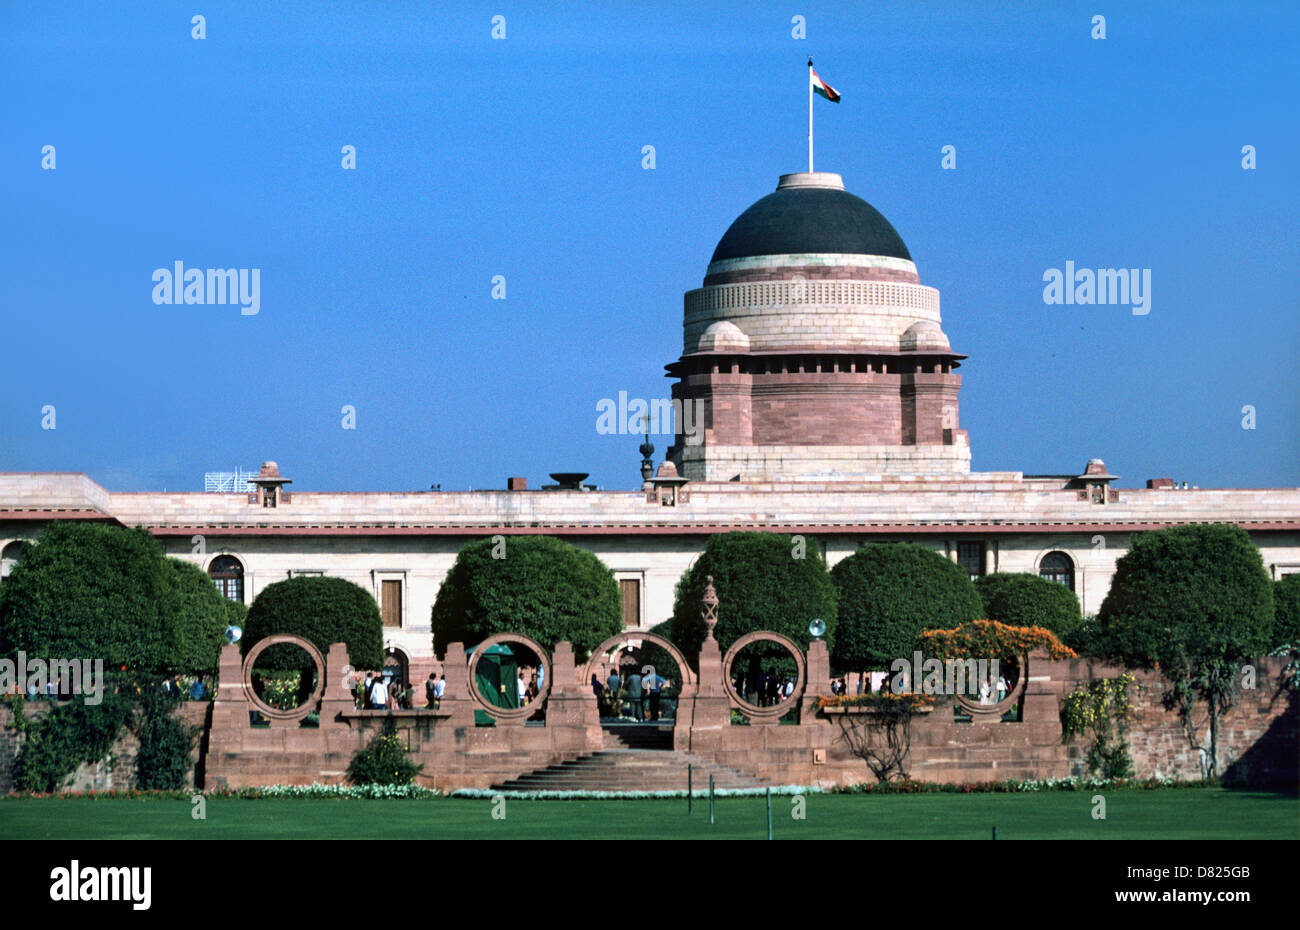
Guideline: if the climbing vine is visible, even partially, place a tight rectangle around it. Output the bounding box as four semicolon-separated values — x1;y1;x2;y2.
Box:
1061;673;1138;779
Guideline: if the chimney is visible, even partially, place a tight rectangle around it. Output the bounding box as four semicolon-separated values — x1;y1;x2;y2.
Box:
507;477;527;491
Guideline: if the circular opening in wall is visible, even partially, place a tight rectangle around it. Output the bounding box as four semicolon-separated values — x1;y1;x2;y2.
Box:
594;641;683;723
242;634;326;724
723;632;806;721
946;653;1024;720
466;634;552;723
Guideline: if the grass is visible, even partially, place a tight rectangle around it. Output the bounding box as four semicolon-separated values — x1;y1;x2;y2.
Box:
1;788;1295;840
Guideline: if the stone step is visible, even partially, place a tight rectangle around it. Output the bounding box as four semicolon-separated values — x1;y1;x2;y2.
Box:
492;749;766;793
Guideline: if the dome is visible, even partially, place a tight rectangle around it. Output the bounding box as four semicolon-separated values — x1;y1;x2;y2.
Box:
696;321;750;353
709;173;911;265
900;320;949;351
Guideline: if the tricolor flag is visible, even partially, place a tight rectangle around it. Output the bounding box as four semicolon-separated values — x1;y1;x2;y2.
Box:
811;66;840;103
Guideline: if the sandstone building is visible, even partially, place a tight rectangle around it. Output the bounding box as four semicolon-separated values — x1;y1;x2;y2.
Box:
3;171;1298;680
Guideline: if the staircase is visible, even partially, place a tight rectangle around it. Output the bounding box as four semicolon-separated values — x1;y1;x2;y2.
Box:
491;726;765;793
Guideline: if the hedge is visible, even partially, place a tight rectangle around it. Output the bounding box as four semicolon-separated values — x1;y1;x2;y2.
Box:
831;542;983;672
431;535;622;659
243;576;384;671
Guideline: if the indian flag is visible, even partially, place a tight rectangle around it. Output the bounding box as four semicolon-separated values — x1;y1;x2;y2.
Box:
811;66;840;103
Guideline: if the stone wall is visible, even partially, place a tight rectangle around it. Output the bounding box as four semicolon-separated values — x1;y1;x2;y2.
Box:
4;650;1294;794
0;701;208;794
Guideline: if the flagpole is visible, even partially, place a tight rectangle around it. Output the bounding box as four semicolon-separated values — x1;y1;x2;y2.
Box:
807;57;814;173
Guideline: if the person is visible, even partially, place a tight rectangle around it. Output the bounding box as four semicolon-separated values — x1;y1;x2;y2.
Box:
388;677;402;711
590;673;602;697
978;678;992;705
369;674;389;711
644;670;666;721
517;670;528;706
361;672;374;709
426;673;438;708
783;678;794;701
625;669;643;720
766;674;779;707
536;663;545;694
996;675;1009;702
606;668;621;695
190;676;206;701
433;674;445;707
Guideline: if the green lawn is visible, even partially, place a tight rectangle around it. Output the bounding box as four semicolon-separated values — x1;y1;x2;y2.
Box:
1;789;1295;840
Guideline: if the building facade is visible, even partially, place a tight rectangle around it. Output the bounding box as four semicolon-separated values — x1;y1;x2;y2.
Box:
3;171;1299;676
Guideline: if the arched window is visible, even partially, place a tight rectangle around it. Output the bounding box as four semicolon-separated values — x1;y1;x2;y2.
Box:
1;540;26;580
209;555;245;603
1039;551;1075;591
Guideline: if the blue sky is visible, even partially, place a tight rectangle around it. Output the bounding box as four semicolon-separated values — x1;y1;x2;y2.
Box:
2;1;1297;492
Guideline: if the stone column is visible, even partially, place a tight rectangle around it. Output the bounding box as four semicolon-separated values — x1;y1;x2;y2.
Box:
437;642;476;730
684;576;732;750
801;639;831;720
318;642;354;731
544;641;602;752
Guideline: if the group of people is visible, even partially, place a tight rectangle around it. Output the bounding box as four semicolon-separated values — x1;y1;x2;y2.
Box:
734;671;795;707
10;673;209;701
515;666;544;706
354;671;425;710
591;667;672;721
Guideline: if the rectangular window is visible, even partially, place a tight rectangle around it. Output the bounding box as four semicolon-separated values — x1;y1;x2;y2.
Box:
381;579;403;628
957;541;985;581
619;578;641;628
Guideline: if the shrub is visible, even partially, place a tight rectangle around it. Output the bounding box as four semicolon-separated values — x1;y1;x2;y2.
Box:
975;572;1083;641
0;522;216;674
134;689;196;790
1274;574;1300;649
431;536;622;659
12;690;134;793
244;576;383;671
347;717;423;786
164;559;230;674
831;543;982;673
1098;523;1274;778
668;532;837;664
920;619;1077;662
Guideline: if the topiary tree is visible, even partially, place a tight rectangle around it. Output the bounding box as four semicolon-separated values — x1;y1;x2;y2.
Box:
244;576;384;671
1098;523;1274;779
0;521;217;674
431;535;622;660
668;532;837;665
164;558;231;674
975;572;1083;641
1274;574;1300;650
831;542;983;674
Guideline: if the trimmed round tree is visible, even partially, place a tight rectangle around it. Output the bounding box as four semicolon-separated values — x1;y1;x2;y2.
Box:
164;558;232;674
975;572;1083;641
431;535;622;659
244;576;384;671
668;532;837;662
1098;523;1274;778
0;521;204;673
831;542;983;674
1274;574;1300;650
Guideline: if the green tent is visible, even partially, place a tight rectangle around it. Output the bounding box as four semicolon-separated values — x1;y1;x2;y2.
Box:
469;641;520;710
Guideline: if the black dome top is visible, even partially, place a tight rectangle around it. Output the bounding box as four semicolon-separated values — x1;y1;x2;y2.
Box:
710;182;911;264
